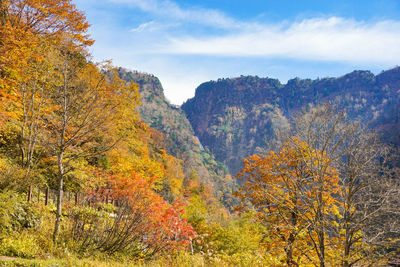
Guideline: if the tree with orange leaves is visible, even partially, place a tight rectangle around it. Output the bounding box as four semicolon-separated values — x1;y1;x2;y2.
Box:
236;138;341;266
70;170;195;258
0;0;93;97
0;0;95;198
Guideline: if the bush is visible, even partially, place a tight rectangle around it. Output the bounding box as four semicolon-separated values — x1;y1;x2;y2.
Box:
185;196;264;258
68;201;157;259
0;190;40;234
0;191;43;259
0;231;41;258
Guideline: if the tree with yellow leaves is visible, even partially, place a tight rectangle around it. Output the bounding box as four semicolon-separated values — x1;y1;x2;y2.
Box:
44;51;140;242
236;137;341;266
292;104;400;266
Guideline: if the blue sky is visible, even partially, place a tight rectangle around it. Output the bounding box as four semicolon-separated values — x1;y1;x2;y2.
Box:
73;0;400;104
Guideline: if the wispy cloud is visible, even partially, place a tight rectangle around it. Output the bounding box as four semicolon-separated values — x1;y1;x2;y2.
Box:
159;17;400;64
130;21;177;32
107;0;400;64
130;21;157;32
108;0;245;29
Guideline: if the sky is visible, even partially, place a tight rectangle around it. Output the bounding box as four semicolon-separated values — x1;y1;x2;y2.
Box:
72;0;400;105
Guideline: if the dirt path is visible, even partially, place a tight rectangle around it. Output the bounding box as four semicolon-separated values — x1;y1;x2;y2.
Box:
0;256;18;261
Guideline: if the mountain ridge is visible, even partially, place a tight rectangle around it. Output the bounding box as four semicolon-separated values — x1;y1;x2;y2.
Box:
182;67;400;174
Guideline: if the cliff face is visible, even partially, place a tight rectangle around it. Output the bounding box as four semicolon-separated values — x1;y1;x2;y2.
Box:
117;68;235;205
182;76;289;174
182;68;400;174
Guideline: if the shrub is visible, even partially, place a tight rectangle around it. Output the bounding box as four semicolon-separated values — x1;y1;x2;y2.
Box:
0;231;41;258
0;190;40;234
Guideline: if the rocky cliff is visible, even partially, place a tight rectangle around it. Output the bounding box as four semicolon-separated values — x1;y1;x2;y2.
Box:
182;68;400;174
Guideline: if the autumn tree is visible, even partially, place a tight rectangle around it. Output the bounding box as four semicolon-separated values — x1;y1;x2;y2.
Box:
0;32;57;197
337;125;398;266
16;42;59;200
236;138;341;266
292;104;399;266
44;49;139;242
288;109;346;266
291;104;400;266
155;149;184;202
0;0;93;97
0;0;92;121
0;0;92;45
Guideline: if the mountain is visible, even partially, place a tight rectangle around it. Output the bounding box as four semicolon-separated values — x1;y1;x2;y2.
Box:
182;68;400;174
181;76;290;175
116;68;236;205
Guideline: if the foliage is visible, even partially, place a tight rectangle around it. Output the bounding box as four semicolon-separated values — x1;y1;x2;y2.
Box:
63;172;194;260
292;104;400;266
0;191;48;259
236;138;342;266
0;191;40;234
143;251;281;267
0;252;284;267
0;231;41;259
183;187;266;263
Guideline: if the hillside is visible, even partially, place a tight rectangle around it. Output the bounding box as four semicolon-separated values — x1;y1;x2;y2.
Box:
182;68;400;174
116;68;236;205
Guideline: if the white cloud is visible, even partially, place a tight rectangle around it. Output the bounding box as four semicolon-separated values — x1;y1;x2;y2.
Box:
159;17;400;64
159;75;205;105
130;21;157;32
108;0;247;29
130;21;177;32
106;0;400;64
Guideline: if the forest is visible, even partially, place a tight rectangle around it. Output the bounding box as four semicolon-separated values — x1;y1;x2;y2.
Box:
0;0;399;266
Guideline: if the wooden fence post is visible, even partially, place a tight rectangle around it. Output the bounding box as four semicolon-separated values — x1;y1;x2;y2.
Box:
45;188;49;205
27;185;32;202
75;192;78;206
37;187;40;203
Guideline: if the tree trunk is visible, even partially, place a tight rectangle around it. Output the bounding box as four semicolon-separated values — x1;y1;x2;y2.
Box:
53;153;64;242
53;56;68;243
343;204;351;267
319;229;325;267
318;191;325;267
286;233;298;266
53;177;63;242
286;211;299;266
